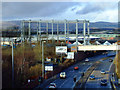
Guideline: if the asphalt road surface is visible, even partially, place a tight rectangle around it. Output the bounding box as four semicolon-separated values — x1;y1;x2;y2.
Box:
38;51;115;89
85;56;115;89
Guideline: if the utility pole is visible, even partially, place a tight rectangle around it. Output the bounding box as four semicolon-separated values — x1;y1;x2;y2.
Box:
12;39;14;88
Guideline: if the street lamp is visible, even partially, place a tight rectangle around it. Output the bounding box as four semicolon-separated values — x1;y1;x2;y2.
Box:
12;39;14;88
61;42;63;63
42;41;46;79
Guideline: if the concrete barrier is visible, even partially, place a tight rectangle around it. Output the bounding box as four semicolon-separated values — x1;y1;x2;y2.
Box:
110;77;117;90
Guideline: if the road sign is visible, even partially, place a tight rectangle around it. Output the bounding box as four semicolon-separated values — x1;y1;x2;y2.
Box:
67;52;74;59
45;66;53;71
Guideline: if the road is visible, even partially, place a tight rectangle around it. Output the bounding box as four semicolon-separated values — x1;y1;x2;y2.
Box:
36;51;115;89
85;56;115;89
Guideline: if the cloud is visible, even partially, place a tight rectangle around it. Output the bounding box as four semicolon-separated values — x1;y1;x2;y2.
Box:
76;2;117;15
93;9;118;22
2;2;78;20
2;2;118;22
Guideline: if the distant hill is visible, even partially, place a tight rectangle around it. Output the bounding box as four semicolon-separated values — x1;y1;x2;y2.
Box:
2;21;21;29
2;20;118;30
90;21;118;29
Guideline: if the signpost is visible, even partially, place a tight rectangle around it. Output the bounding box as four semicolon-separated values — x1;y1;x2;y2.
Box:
45;64;54;79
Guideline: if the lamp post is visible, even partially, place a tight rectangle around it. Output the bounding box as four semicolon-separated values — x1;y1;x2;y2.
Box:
42;41;46;79
12;39;14;88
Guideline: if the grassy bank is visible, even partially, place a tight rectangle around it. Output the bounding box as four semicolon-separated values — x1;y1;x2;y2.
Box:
2;42;60;88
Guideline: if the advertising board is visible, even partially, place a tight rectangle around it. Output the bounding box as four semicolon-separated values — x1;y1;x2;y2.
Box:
56;46;67;53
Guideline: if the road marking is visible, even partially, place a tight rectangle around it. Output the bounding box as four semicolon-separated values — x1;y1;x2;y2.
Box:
109;62;113;72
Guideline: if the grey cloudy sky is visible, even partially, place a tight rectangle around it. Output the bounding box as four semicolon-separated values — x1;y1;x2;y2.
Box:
2;2;118;22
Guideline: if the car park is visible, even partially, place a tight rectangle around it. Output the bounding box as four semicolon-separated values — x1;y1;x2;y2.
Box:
100;79;107;86
60;72;66;79
49;83;56;88
89;75;95;80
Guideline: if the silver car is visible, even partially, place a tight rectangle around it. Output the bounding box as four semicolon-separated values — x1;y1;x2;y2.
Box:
49;83;56;88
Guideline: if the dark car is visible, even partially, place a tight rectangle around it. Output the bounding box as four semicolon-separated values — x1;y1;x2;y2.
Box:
101;70;106;74
100;79;107;86
109;59;113;62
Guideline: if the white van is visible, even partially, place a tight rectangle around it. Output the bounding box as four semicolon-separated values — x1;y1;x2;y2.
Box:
60;72;66;79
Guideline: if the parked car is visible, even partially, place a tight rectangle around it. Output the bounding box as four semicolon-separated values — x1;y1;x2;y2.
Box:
74;66;79;70
60;72;66;79
100;79;107;86
101;70;106;74
49;83;56;88
89;75;95;80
